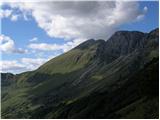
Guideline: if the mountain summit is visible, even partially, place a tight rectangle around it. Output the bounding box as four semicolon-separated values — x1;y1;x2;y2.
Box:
1;28;159;119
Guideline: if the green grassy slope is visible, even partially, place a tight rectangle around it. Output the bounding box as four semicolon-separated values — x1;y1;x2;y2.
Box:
51;58;158;119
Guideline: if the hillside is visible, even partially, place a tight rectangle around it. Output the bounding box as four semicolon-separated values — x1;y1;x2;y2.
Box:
1;28;159;119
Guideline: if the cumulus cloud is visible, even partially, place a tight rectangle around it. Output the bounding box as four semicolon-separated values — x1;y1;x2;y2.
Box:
10;14;19;21
0;9;12;18
28;38;86;52
3;1;147;41
0;57;49;73
0;60;26;73
0;34;28;54
28;43;63;51
0;9;21;21
20;57;47;70
0;2;31;21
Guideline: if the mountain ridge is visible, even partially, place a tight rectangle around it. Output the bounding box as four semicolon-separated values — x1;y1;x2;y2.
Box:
1;28;158;75
1;28;159;119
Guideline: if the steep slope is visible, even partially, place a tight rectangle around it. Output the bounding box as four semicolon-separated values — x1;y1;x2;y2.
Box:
1;73;16;101
1;28;159;119
1;73;15;87
50;58;158;119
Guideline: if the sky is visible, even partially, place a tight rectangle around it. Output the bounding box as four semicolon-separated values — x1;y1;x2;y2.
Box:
0;1;159;74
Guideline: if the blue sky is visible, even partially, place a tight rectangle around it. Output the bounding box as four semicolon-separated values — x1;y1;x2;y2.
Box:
2;18;63;60
120;1;159;32
0;1;159;73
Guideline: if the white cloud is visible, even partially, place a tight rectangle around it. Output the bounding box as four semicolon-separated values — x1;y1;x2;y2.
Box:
0;9;20;21
28;38;86;52
20;57;47;70
0;9;12;18
3;1;147;41
10;14;19;21
28;43;63;51
47;54;60;61
21;57;47;65
0;60;26;73
0;34;28;54
0;57;49;73
143;6;148;13
29;37;38;42
136;6;148;21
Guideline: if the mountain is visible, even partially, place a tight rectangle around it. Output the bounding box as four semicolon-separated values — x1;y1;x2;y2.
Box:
1;28;159;119
1;73;15;86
